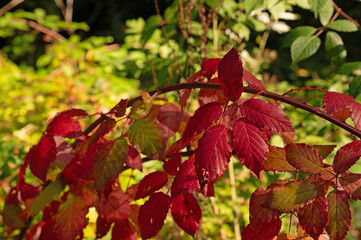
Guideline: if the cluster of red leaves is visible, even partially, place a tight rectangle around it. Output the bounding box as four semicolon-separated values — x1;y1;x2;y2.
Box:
3;48;361;240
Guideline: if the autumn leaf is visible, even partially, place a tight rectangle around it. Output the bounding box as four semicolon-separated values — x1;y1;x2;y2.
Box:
285;143;324;174
241;99;294;133
249;189;280;226
218;48;243;102
297;196;329;240
163;153;182;176
326;190;351;240
241;218;282;240
171;156;200;198
108;99;128;118
265;180;324;213
263;146;296;172
333;140;361;174
135;171;168;200
195;125;232;188
54;193;88;240
201;58;222;79
243;69;266;90
198;78;228;106
125;145;142;170
46;114;83;139
232;120;269;177
96;217;111;238
112;219;138;240
350;101;361;129
128;118;166;159
97;186;130;224
157;103;183;138
323;91;353;115
339;173;361;200
312;144;336;159
94;138;128;195
171;193;201;236
138;192;171;239
28;135;57;182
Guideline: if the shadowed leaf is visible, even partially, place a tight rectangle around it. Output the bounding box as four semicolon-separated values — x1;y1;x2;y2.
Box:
285;143;323;174
333;140;361;174
263;146;296;172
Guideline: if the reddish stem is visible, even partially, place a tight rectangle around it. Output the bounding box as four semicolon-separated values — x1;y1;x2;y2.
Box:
84;82;361;138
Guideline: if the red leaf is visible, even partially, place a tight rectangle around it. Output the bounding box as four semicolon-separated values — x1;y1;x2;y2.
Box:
198;78;228;106
28;135;57;182
285;143;324;174
263;146;296;172
179;71;203;108
218;48;243;102
333;140;361;174
97;186;130;223
39;220;59;240
249;189;280;226
135;171;168;200
326;190;351;240
182;101;222;143
241;218;282;240
165;102;222;157
108;99;128;117
297;196;329;240
195;125;232;188
241;99;294;133
312;144;337;159
323;92;353;115
232;120;269;177
46;114;83;139
265;180;325;213
350;101;361;129
54;194;88;240
94;138;128;195
171;156;200;198
220;102;243;127
243;69;266;90
60;108;88;117
171;193;201;236
201;58;222;79
163;153;182;176
339;173;361;200
157;103;183;138
96;217;111;238
138;192;171;239
125;145;142;170
112;219;138;240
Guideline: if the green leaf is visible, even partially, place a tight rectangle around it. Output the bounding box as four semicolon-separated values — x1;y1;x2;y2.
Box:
55;193;89;240
319;0;333;26
128;118;165;158
141;15;161;44
282;26;316;48
325;31;346;65
245;0;263;14
308;0;327;16
326;191;351;240
339;62;361;74
328;19;358;32
285;143;324;174
205;0;221;8
291;36;321;63
94;138;128;195
265;180;323;212
349;76;361;98
29;178;63;216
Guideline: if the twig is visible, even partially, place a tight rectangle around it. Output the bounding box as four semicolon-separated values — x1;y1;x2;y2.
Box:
27;20;65;40
331;0;360;27
0;0;24;16
65;0;73;23
54;0;66;19
228;158;241;240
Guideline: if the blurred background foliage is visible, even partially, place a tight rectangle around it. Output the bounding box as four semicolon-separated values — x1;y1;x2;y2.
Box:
1;0;361;239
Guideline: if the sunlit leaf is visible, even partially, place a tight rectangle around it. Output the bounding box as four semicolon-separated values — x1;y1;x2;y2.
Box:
339;173;361;200
333;140;361;174
328;19;358;32
263;146;296;172
135;171;168;200
138;192;171;239
232;120;269;177
326;190;351;240
241;218;282;240
195;125;232;188
291;36;321;63
249;189;280;226
285;143;323;174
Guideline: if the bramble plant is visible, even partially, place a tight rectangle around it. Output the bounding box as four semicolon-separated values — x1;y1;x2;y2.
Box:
2;0;361;240
3;47;361;240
